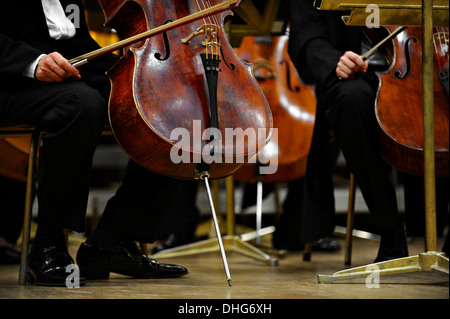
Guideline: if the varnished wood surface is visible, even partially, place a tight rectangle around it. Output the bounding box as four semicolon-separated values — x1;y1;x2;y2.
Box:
0;236;447;301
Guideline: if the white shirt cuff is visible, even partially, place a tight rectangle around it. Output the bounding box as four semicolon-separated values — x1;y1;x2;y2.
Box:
22;54;46;78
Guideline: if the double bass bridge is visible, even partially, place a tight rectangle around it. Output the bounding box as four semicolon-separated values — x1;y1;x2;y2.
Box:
181;24;220;51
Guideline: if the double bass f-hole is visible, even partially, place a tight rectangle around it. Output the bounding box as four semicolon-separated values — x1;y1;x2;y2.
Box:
154;20;172;61
395;36;417;80
281;58;300;93
219;46;236;71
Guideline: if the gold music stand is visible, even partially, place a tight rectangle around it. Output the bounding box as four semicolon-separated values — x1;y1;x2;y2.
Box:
314;0;448;26
314;0;449;283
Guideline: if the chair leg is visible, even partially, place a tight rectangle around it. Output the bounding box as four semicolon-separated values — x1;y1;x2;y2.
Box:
303;243;312;261
18;129;40;285
139;242;148;255
345;173;356;266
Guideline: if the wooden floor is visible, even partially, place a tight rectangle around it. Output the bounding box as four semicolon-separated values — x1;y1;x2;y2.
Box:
0;234;448;305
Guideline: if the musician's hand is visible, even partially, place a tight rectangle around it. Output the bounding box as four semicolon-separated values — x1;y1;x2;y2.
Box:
35;52;80;82
336;51;368;80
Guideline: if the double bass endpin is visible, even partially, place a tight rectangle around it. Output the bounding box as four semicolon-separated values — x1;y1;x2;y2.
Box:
199;171;232;286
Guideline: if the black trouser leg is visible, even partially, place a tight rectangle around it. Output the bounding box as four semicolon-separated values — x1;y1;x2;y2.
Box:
325;73;408;259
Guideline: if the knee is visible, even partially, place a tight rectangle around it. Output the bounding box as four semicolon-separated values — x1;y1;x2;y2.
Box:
43;84;107;133
328;78;376;121
338;82;370;108
72;86;107;124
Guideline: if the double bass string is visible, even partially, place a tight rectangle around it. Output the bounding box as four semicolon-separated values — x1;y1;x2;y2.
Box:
202;0;221;27
433;27;449;71
196;0;215;25
433;27;449;97
196;0;221;57
433;27;442;70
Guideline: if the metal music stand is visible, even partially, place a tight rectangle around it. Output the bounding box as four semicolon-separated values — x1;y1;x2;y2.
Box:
314;0;449;283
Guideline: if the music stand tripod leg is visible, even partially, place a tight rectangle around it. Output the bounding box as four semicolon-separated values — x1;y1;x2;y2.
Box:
317;252;448;284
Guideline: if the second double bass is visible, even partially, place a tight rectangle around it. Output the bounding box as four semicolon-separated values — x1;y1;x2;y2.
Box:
375;26;449;177
234;32;316;183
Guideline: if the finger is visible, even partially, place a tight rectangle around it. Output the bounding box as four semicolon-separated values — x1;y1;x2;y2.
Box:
38;54;69;80
49;52;80;79
35;53;80;82
360;60;369;73
47;52;80;79
345;51;368;72
336;62;353;79
340;55;359;73
38;70;64;82
35;57;64;82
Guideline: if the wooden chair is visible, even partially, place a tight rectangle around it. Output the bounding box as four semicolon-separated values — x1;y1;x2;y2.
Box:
0;124;41;284
344;173;356;266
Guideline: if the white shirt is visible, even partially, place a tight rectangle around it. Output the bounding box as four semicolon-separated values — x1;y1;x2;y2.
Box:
42;0;76;40
23;0;76;78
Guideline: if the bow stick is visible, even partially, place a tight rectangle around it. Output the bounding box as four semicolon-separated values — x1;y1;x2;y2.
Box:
70;0;242;66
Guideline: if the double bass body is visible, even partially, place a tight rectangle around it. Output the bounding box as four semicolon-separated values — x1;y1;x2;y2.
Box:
375;26;449;177
233;34;316;184
98;0;272;181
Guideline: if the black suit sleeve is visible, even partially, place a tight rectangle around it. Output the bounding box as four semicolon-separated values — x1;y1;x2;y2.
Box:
0;33;43;79
287;0;343;88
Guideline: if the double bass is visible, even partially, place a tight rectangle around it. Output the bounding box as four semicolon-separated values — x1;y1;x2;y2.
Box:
233;32;316;184
229;31;316;246
79;0;273;286
94;0;272;181
374;26;449;177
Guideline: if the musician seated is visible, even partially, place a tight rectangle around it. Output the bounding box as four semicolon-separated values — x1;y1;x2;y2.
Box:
0;1;187;286
287;1;408;262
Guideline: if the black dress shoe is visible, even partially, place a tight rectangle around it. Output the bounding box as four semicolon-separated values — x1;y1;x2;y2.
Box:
273;235;341;252
76;240;188;280
311;238;341;252
0;245;21;265
27;244;85;286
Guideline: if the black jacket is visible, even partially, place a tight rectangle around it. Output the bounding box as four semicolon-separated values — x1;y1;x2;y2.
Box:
0;0;102;89
288;0;362;95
